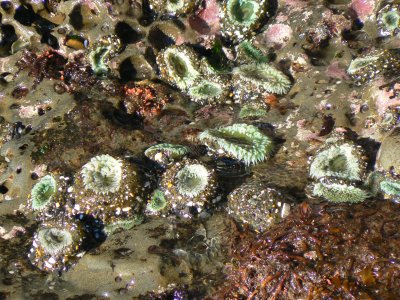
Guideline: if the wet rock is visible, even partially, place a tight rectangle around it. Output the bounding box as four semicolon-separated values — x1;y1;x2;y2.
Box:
376;127;400;174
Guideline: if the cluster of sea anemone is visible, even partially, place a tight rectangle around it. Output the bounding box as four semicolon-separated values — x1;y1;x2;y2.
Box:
308;133;369;203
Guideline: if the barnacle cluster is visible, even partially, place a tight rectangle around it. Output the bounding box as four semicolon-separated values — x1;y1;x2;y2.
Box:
199;123;274;165
149;0;198;16
377;4;400;38
227;180;292;233
308;134;369;203
347;50;400;85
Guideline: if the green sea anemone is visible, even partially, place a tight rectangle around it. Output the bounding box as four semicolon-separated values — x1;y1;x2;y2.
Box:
232;63;291;102
156;45;200;90
220;0;269;42
37;227;73;256
145;143;190;166
227;180;293;233
30;175;57;210
104;215;144;235
146;189;168;214
237;40;269;64
380;179;400;196
377;4;400;37
239;103;268;118
81;154;123;194
70;156;144;225
159;159;217;217
29;221;84;272
309;140;366;181
88;35;122;76
198;123;274;165
187;75;230;104
312;177;369;203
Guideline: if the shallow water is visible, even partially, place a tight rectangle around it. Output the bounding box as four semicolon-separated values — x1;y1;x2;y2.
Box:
0;0;400;299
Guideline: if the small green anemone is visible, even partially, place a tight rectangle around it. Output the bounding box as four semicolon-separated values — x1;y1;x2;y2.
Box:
199;123;274;165
176;164;209;197
146;189;168;213
237;41;269;64
88;35;122;76
37;227;73;256
309;140;366;181
104;215;144;235
312;177;369;203
239;103;268;118
31;175;57;211
377;4;400;37
187;75;230;104
232;63;291;96
81;154;122;194
145;143;190;166
157;45;200;90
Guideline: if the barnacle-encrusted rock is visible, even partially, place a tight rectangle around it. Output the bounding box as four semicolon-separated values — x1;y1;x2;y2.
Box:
312;177;369;203
199;123;274;165
220;0;270;43
149;0;198;16
309;138;367;181
68;155;144;225
28;220;85;272
88;35;122;76
377;3;400;38
156;45;201;90
145;143;190;166
227;180;293;233
159;159;217;217
232;63;291;102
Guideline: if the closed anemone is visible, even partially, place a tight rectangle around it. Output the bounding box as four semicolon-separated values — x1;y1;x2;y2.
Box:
199;123;274;165
232;63;291;95
176;164;209;197
312;177;369;203
309;141;366;181
37;227;73;256
31;175;57;210
81;154;122;194
145;143;190;166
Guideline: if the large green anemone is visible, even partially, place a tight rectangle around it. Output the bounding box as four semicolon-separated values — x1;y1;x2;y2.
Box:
380;179;400;196
312;177;369;203
81;154;123;194
309;141;366;181
157;45;200;90
199;123;274;165
176;164;209;197
232;63;291;96
30;175;57;210
220;0;269;42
